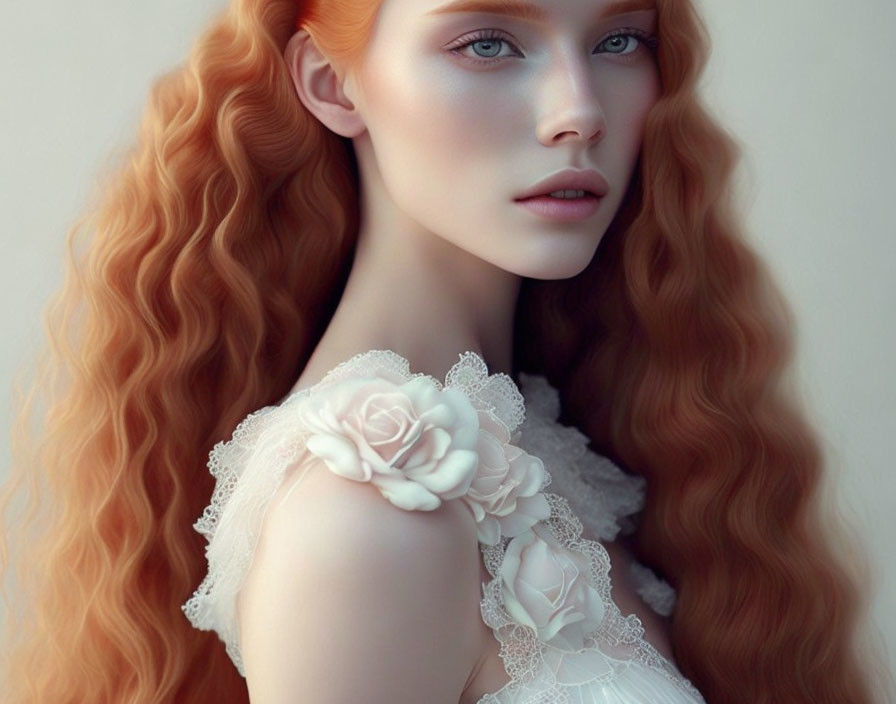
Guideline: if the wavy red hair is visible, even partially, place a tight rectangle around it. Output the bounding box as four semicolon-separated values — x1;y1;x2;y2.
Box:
1;0;887;702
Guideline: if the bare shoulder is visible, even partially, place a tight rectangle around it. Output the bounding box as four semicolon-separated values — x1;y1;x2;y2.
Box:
268;455;479;556
238;456;485;703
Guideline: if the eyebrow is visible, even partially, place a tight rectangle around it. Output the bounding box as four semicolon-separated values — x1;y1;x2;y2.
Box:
427;0;657;23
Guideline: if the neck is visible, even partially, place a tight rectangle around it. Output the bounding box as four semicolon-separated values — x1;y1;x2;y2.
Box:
294;203;521;392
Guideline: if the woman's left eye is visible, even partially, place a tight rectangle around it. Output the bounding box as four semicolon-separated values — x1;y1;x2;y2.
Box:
448;28;658;66
598;30;658;56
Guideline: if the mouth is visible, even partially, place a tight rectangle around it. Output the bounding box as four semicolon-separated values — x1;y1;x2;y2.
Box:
515;168;611;203
514;192;603;222
516;189;599;201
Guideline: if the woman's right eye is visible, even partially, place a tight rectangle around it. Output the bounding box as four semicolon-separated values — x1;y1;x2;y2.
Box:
448;30;523;65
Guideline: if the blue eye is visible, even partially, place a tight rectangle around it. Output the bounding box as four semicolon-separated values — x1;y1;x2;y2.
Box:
450;30;522;63
469;38;505;59
599;30;658;55
448;28;658;66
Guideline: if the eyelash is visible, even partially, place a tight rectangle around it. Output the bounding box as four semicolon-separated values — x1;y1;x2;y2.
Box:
447;27;659;66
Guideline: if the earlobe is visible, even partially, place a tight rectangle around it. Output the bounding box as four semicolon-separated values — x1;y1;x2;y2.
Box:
283;30;365;138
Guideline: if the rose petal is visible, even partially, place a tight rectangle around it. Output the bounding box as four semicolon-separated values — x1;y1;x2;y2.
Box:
476;517;501;546
499;494;551;537
374;475;441;511
413;449;478;495
306;434;368;480
466;499;486;523
502;591;540;631
513;455;546;496
518;540;560;586
439;388;481;447
498;524;608;651
477;432;508;470
542;604;586;643
401;426;451;468
515;579;560;624
365;396;414;444
478;409;511;444
582;586;606;628
402;379;447;418
342;424;402;476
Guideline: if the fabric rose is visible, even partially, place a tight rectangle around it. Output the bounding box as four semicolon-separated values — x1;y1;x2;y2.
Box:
297;375;481;511
461;409;550;546
500;522;606;651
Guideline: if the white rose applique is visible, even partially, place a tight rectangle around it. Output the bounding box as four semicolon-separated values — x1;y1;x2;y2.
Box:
461;408;551;546
296;375;481;511
500;521;606;651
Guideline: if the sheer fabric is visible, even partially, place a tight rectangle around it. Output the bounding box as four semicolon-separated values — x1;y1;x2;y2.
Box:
182;350;705;703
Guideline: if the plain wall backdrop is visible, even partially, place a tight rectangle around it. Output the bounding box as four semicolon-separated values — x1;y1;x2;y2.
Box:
2;0;894;692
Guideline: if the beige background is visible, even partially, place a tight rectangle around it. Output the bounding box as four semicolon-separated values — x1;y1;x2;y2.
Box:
1;0;893;689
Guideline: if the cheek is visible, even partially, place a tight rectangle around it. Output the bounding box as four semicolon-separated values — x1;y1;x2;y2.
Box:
363;53;520;157
605;72;660;151
420;74;527;145
360;59;523;209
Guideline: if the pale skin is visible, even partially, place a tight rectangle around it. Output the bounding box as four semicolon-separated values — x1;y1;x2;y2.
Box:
241;0;673;699
288;0;660;389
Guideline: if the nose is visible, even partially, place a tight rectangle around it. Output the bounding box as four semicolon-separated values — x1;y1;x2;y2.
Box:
535;53;606;147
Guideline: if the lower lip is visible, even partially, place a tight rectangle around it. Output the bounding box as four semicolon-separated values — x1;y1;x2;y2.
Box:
515;195;602;222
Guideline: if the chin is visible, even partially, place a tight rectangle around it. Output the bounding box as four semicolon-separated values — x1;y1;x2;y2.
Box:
502;237;601;281
503;253;595;281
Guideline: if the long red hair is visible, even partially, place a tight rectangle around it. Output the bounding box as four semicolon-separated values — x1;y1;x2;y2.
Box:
0;0;885;701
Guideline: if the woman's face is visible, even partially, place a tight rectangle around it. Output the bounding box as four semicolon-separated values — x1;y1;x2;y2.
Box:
345;0;660;279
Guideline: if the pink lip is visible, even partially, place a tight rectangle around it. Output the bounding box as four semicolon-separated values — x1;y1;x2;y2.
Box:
515;168;610;201
515;194;603;222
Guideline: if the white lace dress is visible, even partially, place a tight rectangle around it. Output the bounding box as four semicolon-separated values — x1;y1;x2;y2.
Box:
182;350;706;703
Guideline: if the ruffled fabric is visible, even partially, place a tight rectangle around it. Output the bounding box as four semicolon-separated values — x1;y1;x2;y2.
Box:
477;494;702;704
515;373;678;618
182;350;538;675
181;350;704;703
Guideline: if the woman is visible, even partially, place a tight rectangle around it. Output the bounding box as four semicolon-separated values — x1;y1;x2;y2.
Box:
0;0;880;702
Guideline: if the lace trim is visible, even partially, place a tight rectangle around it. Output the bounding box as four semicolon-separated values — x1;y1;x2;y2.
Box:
514;372;679;619
182;349;527;675
515;373;646;543
629;562;677;618
182;349;702;702
282;349;526;434
476;492;705;703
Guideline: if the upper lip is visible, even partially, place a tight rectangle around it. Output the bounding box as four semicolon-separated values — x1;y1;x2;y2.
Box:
515;169;610;200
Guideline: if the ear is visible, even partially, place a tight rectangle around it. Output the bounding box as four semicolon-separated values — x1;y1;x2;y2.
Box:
283;29;366;138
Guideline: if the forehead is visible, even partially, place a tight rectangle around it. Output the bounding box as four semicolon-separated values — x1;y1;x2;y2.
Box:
367;0;660;45
422;0;657;24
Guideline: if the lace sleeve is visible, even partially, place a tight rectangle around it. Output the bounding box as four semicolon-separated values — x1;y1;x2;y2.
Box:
476;491;704;703
182;352;549;676
181;400;318;675
515;373;680;616
181;350;705;703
